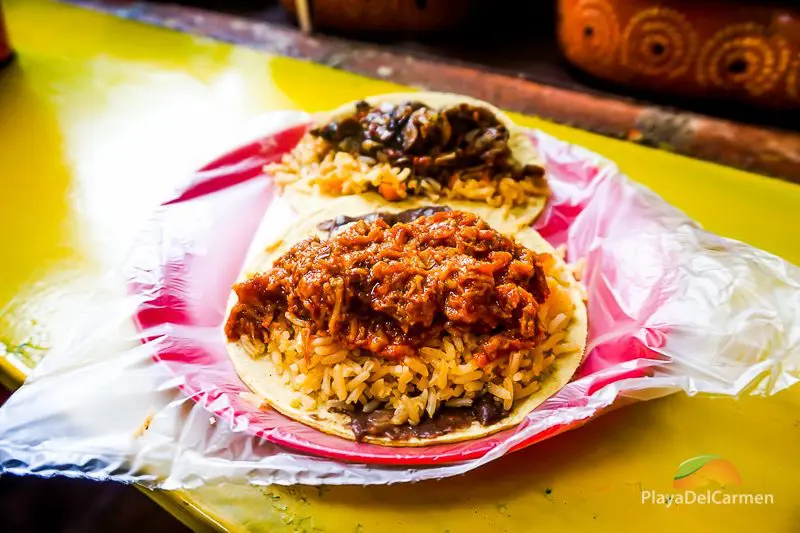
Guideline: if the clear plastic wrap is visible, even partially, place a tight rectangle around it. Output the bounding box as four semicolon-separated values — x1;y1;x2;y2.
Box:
0;112;797;486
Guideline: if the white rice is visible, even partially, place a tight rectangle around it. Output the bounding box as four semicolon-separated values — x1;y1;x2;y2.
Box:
267;135;549;209
239;261;579;427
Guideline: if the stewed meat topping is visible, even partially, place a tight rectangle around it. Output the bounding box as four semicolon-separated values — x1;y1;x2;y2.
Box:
310;101;545;186
225;211;550;366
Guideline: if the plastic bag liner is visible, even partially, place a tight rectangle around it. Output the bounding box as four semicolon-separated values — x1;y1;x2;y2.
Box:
0;111;798;487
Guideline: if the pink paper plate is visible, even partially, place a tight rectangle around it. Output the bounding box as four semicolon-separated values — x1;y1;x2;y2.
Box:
129;122;658;465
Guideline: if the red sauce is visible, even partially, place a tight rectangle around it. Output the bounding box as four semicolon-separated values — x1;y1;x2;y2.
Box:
225;211;549;365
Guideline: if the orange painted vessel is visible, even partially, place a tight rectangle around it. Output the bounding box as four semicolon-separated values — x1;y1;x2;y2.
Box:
558;0;800;109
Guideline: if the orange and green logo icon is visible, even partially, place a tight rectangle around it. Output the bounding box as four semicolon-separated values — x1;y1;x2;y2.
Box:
673;455;741;490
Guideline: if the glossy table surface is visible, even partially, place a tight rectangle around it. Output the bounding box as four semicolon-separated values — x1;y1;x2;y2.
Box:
1;1;799;531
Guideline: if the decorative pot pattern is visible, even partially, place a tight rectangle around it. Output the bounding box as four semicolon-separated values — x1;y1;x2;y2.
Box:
558;0;800;108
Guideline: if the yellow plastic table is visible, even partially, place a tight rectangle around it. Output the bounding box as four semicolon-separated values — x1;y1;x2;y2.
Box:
1;1;798;531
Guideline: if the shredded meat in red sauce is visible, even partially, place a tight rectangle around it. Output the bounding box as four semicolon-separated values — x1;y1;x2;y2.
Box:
225;211;550;367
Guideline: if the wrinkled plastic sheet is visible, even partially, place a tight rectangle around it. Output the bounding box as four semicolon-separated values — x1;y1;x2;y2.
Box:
0;111;798;487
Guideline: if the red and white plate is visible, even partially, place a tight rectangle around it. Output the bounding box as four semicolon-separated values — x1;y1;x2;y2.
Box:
129;121;664;465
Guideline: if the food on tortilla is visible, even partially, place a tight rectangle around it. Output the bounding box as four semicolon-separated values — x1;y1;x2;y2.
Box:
225;205;586;446
268;92;549;227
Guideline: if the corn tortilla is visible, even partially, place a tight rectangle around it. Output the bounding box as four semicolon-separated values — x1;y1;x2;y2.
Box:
226;197;586;446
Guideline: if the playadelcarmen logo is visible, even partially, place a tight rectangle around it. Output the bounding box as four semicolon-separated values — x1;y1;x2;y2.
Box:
641;455;774;508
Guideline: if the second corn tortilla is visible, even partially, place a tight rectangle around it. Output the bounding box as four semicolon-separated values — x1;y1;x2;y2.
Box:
279;92;548;233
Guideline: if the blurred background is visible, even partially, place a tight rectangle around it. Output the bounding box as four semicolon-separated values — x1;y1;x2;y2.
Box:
172;0;800;130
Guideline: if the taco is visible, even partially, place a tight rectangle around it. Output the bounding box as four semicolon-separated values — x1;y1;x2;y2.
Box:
268;92;549;231
224;198;586;446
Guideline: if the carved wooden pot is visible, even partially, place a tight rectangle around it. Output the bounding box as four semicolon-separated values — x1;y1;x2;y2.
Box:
280;0;475;32
558;0;800;108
